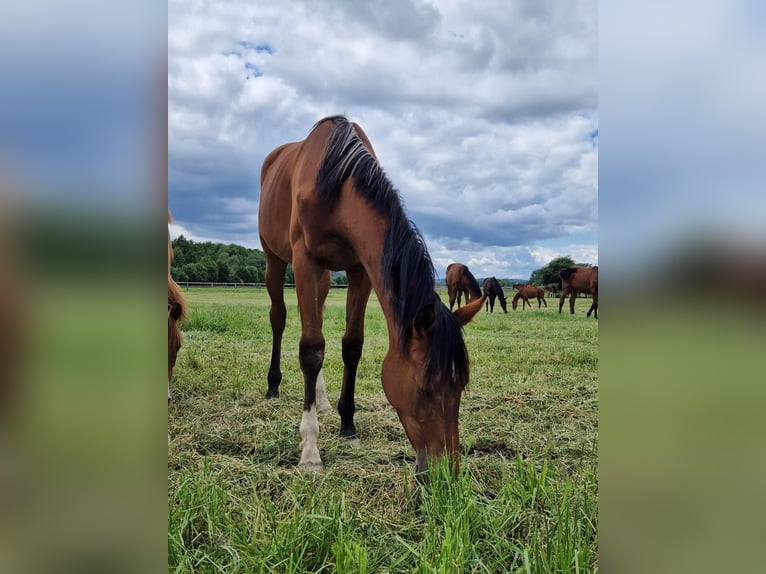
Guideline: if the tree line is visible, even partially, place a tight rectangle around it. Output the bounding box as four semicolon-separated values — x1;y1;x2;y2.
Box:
170;235;292;284
171;236;592;289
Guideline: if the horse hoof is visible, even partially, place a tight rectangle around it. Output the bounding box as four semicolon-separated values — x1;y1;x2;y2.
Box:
265;389;279;399
298;460;324;471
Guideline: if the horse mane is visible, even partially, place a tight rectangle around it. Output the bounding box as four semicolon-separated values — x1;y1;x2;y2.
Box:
314;115;469;393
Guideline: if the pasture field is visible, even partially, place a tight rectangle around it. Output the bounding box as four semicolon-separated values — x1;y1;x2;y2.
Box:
168;287;598;573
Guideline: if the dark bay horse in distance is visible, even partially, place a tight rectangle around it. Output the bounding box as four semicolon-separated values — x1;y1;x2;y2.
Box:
512;284;548;310
259;115;485;473
559;266;598;318
168;211;187;405
446;263;482;311
482;276;508;313
543;285;557;297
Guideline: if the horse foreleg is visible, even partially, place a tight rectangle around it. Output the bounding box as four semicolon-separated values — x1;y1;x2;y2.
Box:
294;252;329;470
569;292;577;315
264;250;287;398
338;266;372;439
558;289;568;314
448;287;457;311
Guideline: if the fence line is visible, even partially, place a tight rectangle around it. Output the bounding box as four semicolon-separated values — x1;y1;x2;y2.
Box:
177;281;348;289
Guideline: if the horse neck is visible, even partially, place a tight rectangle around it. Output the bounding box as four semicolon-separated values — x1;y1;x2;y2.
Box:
335;188;411;349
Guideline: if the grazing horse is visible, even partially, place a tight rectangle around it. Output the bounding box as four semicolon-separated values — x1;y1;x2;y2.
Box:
482;277;507;313
559;266;598;318
512;285;548;310
259;115;484;473
543;285;557;297
168;211;187;404
446;263;482;311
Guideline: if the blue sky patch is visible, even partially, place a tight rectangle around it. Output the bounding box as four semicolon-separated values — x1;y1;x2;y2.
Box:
245;62;262;79
239;41;273;55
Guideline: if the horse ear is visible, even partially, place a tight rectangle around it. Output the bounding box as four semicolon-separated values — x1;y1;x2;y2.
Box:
453;295;485;326
413;302;436;336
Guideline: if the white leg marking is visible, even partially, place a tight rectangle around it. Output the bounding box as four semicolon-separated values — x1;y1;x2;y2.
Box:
315;370;332;414
299;405;323;469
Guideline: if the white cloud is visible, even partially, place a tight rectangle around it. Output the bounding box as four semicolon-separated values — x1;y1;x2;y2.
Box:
168;0;597;279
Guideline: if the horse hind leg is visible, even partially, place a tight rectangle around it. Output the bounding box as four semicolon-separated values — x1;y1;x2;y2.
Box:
587;295;598;319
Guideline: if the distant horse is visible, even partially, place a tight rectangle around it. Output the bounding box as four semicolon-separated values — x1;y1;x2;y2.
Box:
446;263;482;311
512;282;527;290
512;285;548;310
259;115;484;473
168;211;187;404
482;277;508;313
559;266;598;318
543;285;557;297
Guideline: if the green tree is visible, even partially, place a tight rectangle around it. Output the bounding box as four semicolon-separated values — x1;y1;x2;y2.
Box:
332;274;348;286
529;256;577;288
216;260;232;282
199;256;218;282
171;236;269;284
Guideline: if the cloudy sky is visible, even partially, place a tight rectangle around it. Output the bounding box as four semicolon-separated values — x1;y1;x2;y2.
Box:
168;0;597;280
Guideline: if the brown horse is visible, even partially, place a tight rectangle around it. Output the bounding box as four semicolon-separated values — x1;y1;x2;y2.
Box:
259;115;484;473
559;266;598;318
168;211;187;404
543;285;557;297
446;263;482;311
482;276;507;313
512;285;548;310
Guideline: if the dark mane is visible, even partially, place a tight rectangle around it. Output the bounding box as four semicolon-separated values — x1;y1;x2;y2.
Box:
314;115;469;392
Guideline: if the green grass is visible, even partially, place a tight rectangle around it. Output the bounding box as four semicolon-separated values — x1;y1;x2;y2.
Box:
168;287;598;573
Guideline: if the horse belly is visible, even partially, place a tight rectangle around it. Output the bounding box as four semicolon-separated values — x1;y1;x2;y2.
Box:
307;234;359;271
